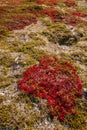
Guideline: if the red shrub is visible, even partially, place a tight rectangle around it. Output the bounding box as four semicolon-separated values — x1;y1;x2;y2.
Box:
64;0;77;7
71;11;87;18
0;4;37;31
0;7;4;15
1;15;37;31
34;0;58;5
42;8;59;20
64;15;82;26
18;56;82;121
12;0;22;4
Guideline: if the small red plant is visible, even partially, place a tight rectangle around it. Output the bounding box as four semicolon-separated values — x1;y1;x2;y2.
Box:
71;11;87;18
64;0;77;7
42;8;59;20
0;15;37;31
64;15;82;26
12;0;22;4
18;56;82;121
34;0;58;5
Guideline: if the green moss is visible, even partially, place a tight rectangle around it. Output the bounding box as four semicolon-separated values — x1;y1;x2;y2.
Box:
57;2;66;7
83;82;87;88
42;31;57;43
28;48;47;61
5;36;46;51
64;99;87;130
14;91;33;103
0;96;6;103
0;17;11;23
9;41;47;61
69;51;87;65
41;22;78;45
24;54;37;66
0;92;41;129
0;26;9;40
21;45;47;62
77;7;87;14
65;112;86;130
0;38;47;70
0;76;14;88
29;33;46;45
0;105;12;128
40;17;52;26
1;67;9;75
0;52;14;67
23;4;43;12
0;40;10;50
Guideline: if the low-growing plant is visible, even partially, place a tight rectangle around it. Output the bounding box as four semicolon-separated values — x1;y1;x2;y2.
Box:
71;11;87;18
18;55;82;121
64;0;77;7
5;15;37;31
41;22;78;45
34;0;58;5
42;8;62;20
64;99;87;129
0;76;14;88
64;14;82;26
0;26;9;39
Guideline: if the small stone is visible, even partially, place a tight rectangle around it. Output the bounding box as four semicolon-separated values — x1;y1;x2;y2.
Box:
0;92;5;96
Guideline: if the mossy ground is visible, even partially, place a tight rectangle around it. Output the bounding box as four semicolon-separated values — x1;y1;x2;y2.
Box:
0;0;87;129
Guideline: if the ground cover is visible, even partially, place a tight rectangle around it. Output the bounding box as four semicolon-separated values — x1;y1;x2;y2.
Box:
0;0;87;130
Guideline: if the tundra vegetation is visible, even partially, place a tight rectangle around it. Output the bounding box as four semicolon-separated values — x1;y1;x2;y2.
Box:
0;0;87;130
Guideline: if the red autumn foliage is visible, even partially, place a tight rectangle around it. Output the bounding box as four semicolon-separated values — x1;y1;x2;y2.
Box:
64;13;82;26
0;0;87;30
42;8;59;20
64;0;77;7
34;0;58;5
71;11;87;18
12;0;22;4
0;8;4;16
0;4;37;31
18;56;82;121
0;15;37;31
